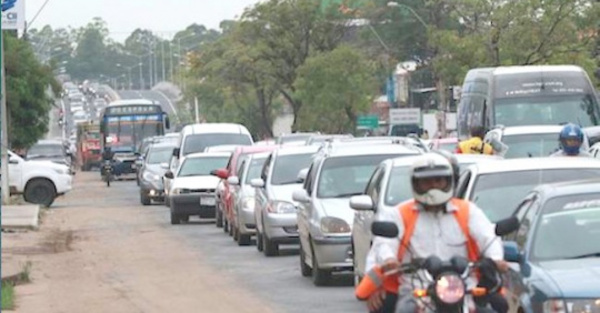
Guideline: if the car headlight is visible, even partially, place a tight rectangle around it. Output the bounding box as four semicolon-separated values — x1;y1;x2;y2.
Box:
142;171;160;182
171;188;190;195
546;299;600;313
53;167;69;175
320;217;351;234
242;197;255;211
266;201;296;214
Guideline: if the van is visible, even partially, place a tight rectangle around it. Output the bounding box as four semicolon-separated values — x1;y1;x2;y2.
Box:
172;123;254;160
457;65;600;139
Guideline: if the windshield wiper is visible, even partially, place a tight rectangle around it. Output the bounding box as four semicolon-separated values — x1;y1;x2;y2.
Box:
565;252;600;260
332;192;362;198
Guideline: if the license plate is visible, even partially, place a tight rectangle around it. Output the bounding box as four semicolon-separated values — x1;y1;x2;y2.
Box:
200;196;215;206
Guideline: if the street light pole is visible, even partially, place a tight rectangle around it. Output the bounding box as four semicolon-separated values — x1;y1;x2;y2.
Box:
161;40;166;83
139;61;144;90
1;34;10;204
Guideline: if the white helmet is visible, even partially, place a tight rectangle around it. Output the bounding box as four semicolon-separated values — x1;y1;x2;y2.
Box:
410;153;455;206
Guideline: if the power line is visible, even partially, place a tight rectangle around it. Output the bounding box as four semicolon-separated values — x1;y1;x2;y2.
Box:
27;0;52;29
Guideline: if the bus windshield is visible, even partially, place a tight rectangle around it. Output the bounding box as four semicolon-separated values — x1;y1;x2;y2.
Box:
105;115;163;152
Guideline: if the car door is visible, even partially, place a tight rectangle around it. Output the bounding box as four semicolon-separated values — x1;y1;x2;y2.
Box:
503;194;540;312
298;160;318;256
255;154;272;234
232;158;247;224
353;164;385;276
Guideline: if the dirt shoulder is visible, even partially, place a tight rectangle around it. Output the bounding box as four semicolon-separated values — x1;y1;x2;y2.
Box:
2;172;276;313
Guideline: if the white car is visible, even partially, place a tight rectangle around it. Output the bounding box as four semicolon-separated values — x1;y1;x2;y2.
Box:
349;154;501;285
72;110;88;125
8;150;72;207
484;125;590;159
165;152;231;224
456;157;600;222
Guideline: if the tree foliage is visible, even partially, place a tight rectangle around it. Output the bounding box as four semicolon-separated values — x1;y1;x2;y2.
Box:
4;33;60;149
295;45;377;133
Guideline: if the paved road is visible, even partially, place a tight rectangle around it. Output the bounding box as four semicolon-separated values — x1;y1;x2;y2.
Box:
116;90;179;121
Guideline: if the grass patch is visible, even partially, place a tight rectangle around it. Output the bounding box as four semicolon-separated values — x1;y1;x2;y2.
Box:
1;282;15;310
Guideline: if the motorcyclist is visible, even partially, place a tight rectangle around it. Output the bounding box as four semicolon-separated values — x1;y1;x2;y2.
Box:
102;146;115;161
359;153;507;313
456;126;494;155
550;123;592;157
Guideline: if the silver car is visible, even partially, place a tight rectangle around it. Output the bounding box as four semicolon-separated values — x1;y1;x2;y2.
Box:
293;144;422;286
251;145;320;256
228;152;270;246
349;154;501;285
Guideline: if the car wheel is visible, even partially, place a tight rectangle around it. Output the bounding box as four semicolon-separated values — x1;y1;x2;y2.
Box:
256;231;264;252
24;179;56;208
140;193;151;206
170;212;180;225
228;219;234;237
180;215;189;223
310;241;331;286
223;217;229;233
216;204;223;228
238;233;251;246
262;232;279;257
299;241;312;277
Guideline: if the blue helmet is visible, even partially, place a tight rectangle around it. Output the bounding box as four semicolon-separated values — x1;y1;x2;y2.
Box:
559;123;584;155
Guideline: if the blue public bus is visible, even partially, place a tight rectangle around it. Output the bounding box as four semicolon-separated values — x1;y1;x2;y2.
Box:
100;99;171;175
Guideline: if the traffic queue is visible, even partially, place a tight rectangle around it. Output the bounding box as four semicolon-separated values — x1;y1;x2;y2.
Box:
99;63;600;313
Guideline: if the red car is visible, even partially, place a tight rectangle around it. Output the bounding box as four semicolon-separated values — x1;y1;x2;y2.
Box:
212;145;279;234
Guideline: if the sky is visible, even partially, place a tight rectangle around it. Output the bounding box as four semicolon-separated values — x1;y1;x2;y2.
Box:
24;0;263;42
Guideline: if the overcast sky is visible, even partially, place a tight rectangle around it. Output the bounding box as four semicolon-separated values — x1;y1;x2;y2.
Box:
25;0;263;42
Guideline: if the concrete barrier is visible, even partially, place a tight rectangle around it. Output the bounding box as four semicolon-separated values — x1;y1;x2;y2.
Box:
1;205;40;230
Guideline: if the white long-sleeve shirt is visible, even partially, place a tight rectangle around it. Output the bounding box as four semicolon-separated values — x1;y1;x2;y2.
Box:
365;199;503;274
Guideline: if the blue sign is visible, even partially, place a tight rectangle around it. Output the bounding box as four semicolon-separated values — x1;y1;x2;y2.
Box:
1;0;16;12
386;75;396;105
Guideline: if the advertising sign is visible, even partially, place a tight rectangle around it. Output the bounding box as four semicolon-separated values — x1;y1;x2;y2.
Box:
1;0;25;30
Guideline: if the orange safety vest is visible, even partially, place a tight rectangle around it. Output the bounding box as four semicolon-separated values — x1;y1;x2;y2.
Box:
356;199;480;300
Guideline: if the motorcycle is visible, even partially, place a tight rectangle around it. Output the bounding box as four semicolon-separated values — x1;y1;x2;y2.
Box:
370;216;519;313
101;160;114;187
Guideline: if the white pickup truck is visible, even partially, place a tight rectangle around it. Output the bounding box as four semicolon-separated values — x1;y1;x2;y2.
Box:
7;150;73;207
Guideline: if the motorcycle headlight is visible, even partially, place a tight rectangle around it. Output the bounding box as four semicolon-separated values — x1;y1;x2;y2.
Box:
242;197;255;211
434;274;465;305
320;217;351;234
267;201;296;214
142;171;160;182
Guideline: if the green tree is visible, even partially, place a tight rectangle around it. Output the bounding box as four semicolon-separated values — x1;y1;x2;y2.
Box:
295;45;377;133
4;33;60;149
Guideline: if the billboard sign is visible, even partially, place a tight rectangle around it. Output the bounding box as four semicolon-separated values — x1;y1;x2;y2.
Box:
1;0;25;30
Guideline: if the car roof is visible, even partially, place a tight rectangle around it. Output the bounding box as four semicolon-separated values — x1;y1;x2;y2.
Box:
181;123;251;135
326;144;420;158
109;99;156;106
470;157;600;174
273;145;320;156
533;179;600;199
236;145;279;154
453;154;503;163
183;152;232;159
149;142;177;149
205;145;243;152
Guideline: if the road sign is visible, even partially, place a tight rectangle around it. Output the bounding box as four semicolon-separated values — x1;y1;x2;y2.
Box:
356;115;379;130
1;0;25;30
389;108;421;125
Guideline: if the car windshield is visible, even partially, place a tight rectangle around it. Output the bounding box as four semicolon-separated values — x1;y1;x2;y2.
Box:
147;147;175;164
471;168;600;222
278;134;312;144
245;157;267;184
182;133;252;156
271;153;315;185
384;166;413;206
177;156;230;177
531;193;600;261
494;94;599;127
27;144;64;158
502;133;561;158
317;154;402;198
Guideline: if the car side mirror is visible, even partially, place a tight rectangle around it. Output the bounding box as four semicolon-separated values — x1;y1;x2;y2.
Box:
495;216;519;236
227;176;240;186
503;241;523;263
8;158;18;164
250;178;265;188
296;168;309;183
172;148;180;157
371;221;399;238
292;189;310;203
210;168;229;180
164;171;174;179
349;195;374;211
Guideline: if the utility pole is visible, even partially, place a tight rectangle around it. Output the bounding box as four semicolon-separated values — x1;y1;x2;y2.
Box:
139;61;144;90
169;41;174;82
1;34;10;204
153;40;158;85
194;97;200;123
161;40;166;83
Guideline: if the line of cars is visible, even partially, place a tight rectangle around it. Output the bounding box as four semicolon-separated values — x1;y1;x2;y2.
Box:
133;124;600;311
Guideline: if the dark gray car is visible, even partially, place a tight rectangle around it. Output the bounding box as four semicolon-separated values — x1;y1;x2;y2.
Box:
139;142;177;205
